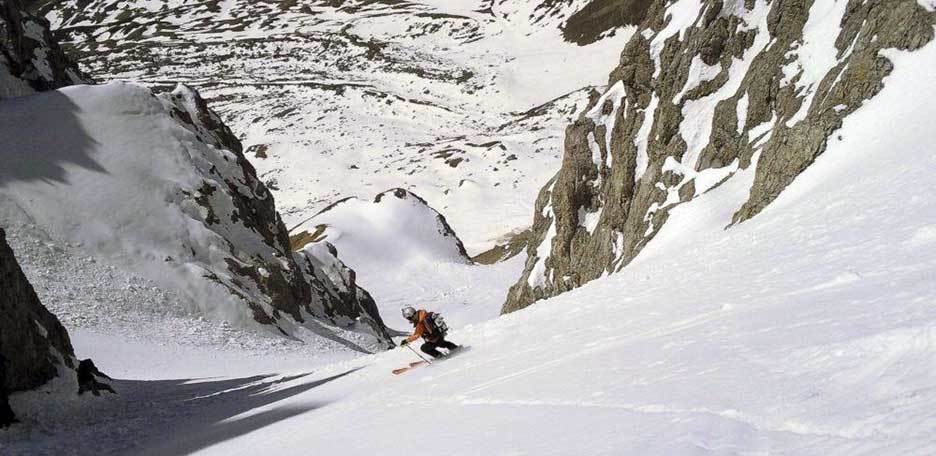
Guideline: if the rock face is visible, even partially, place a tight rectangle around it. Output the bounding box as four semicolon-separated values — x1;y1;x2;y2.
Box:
563;0;654;45
153;83;314;327
295;241;393;346
0;228;106;427
154;83;393;347
0;0;86;97
504;0;936;313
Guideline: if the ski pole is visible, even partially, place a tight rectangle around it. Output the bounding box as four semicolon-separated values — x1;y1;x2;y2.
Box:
405;343;433;365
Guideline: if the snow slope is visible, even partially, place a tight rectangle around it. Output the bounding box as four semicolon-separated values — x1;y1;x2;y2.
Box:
292;188;525;330
4;19;935;456
38;0;634;250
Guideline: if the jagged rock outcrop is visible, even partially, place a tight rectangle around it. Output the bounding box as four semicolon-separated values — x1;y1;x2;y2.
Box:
504;0;936;313
295;241;393;345
153;83;314;327
0;228;111;427
152;83;393;347
0;0;86;97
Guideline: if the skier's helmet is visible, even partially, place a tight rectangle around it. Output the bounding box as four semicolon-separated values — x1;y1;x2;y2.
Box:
402;306;417;320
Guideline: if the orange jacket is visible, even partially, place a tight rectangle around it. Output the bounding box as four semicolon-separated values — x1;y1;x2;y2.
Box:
405;310;438;343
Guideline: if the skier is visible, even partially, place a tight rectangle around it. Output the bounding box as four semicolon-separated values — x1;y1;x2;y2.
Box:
399;306;458;358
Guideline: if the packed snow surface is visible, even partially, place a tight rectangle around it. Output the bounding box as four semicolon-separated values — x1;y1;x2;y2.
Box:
4;24;936;456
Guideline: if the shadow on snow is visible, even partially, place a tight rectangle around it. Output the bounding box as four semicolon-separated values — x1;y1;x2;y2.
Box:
1;367;362;455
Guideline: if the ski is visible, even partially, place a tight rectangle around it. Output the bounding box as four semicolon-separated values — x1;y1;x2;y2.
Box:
392;361;427;375
391;346;470;375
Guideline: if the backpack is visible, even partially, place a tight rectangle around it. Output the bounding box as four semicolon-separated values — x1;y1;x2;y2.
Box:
425;312;449;337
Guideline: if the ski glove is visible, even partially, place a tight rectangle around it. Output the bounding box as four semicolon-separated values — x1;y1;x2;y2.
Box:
400;339;409;346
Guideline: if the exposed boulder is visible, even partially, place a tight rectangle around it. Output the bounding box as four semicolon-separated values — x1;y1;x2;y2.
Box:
76;359;114;396
504;0;936;313
0;0;87;98
0;228;111;427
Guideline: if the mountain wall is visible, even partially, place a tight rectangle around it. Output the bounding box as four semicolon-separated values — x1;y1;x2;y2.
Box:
504;0;936;312
0;0;86;96
0;228;114;427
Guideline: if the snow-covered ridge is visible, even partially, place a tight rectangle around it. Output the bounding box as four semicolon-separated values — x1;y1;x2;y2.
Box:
0;81;392;348
292;187;471;277
504;0;936;312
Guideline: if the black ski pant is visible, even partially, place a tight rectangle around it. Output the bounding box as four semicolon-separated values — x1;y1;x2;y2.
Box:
421;338;457;358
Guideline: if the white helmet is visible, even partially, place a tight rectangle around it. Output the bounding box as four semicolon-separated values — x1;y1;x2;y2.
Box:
402;306;417;320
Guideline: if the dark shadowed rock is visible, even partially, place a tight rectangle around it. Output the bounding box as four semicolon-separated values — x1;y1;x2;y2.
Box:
0;228;112;426
0;0;87;97
77;359;115;396
563;0;653;45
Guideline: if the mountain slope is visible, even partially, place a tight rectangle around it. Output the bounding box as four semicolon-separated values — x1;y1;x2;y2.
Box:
504;0;936;312
29;0;636;250
0;81;392;348
4;33;935;453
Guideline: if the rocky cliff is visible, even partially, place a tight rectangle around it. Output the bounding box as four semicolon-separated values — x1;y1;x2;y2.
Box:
0;0;86;96
504;0;936;313
0;228;113;427
155;83;394;347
